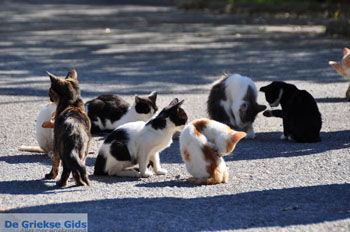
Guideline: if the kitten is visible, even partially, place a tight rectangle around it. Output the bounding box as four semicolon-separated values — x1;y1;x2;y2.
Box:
94;98;188;177
329;47;350;98
85;92;158;134
19;102;56;154
207;74;266;139
260;81;322;143
179;118;246;185
45;69;91;187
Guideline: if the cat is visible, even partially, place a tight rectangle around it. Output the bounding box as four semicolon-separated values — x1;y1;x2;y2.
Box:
329;47;350;98
94;98;188;177
85;92;158;134
260;81;322;143
207;73;266;139
19;102;56;155
45;69;91;187
179;118;246;185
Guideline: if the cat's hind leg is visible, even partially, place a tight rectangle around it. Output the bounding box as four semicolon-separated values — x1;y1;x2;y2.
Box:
45;153;60;179
150;152;167;175
56;165;71;187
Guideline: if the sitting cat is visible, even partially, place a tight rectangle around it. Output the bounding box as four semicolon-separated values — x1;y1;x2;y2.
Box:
19;102;56;155
179;118;246;185
45;69;91;187
85;92;158;134
329;47;350;99
260;81;322;143
94;98;188;177
207;74;266;139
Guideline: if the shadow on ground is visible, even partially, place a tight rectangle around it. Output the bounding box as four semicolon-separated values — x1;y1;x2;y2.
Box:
5;184;350;231
160;130;350;163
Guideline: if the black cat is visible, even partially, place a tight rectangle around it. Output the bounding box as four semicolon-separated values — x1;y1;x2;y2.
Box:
260;81;322;143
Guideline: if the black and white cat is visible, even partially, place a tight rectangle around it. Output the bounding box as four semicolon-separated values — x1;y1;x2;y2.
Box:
94;98;188;177
260;81;322;143
85;92;158;134
207;74;266;138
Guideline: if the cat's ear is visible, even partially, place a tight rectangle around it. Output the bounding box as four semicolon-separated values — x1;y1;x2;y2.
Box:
231;131;247;143
169;98;179;106
66;69;77;80
257;104;267;113
135;95;141;103
240;102;248;111
148;91;157;103
47;71;61;84
343;48;350;56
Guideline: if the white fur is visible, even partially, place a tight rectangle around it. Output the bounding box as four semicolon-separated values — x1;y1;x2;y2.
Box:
88;102;155;131
35;103;56;154
179;119;233;179
218;74;259;136
98;118;181;177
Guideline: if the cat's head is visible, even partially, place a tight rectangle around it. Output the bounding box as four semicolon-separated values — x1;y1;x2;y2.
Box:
260;81;286;107
221;129;247;156
329;48;350;78
239;86;266;124
47;69;80;103
151;98;188;131
133;91;158;121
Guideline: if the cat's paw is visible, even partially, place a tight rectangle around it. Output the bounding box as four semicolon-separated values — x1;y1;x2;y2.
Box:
56;180;67;188
280;134;287;140
263;110;273;117
45;172;57;179
155;168;168;175
141;170;154;178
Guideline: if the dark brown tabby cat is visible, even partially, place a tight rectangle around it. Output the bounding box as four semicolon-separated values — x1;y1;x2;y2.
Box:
45;69;91;187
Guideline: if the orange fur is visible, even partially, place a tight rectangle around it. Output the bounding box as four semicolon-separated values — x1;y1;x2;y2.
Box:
193;119;209;136
42;121;54;128
183;149;191;161
226;131;247;153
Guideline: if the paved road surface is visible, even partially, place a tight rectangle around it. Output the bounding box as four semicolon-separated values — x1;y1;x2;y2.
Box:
0;0;349;231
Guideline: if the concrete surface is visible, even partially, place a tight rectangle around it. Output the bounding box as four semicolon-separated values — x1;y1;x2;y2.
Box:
0;0;349;231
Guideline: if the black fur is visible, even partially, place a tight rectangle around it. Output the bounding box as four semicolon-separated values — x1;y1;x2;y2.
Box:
147;98;187;130
85;94;129;134
207;75;233;127
260;81;322;143
85;92;157;134
94;128;132;175
45;69;91;187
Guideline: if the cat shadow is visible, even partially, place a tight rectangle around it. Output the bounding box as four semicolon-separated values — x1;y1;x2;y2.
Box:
316;97;350;103
228;130;350;161
89;175;141;184
0;179;83;195
5;184;349;231
0;154;51;165
135;179;199;188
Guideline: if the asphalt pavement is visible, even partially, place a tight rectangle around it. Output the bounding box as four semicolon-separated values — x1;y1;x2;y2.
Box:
0;0;349;231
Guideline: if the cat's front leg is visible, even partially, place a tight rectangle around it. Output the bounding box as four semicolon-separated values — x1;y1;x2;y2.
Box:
138;155;154;178
150;152;167;175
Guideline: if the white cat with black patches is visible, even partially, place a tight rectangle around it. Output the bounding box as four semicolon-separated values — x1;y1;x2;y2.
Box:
207;74;266;139
85;92;158;134
94;98;188;177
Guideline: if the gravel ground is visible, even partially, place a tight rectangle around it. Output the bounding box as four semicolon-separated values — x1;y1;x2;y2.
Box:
0;0;349;231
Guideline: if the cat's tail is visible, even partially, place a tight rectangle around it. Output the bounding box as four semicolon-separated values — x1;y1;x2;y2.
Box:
19;145;45;153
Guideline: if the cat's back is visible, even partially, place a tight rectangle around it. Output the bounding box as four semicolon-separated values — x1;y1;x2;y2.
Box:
224;74;257;101
85;94;130;121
